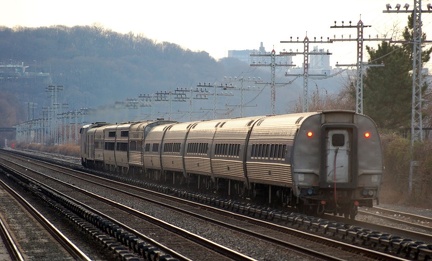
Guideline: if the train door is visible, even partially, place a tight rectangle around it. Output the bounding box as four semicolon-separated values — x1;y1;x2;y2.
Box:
326;129;351;183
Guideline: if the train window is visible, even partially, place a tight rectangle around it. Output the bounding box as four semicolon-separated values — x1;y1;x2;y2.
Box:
281;145;292;160
270;144;275;158
174;143;181;152
251;144;256;158
105;142;115;150
279;145;285;159
152;143;159;152
145;143;150;152
117;143;128;151
108;131;115;138
121;131;128;137
187;143;192;153
232;144;237;156
130;141;136;151
332;134;345;147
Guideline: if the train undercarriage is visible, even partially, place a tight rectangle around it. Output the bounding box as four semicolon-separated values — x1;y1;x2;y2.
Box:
82;160;368;220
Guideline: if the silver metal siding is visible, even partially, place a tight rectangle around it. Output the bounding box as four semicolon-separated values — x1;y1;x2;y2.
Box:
143;123;174;170
161;155;184;172
246;113;307;187
128;122;149;167
114;123;131;168
162;122;198;173
211;116;261;181
94;127;105;161
103;125;117;166
212;159;244;180
184;120;218;176
247;162;292;186
184;157;212;175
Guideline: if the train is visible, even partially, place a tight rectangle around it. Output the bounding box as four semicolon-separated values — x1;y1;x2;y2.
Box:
80;110;383;219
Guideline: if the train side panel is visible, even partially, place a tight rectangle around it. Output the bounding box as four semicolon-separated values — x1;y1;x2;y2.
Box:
184;120;219;176
128;121;151;169
161;122;197;175
211;117;262;181
80;122;108;168
143;124;175;171
80;124;92;166
114;123;132;171
93;126;105;167
246;113;306;187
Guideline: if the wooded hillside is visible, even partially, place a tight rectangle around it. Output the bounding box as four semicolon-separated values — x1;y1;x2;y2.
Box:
0;25;243;109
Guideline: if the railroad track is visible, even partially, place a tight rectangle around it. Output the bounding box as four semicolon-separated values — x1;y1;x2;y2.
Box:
0;213;23;261
0;149;415;260
359;206;432;231
0;175;90;260
0;152;253;260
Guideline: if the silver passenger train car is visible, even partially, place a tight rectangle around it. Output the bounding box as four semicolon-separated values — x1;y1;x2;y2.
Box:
80;110;382;219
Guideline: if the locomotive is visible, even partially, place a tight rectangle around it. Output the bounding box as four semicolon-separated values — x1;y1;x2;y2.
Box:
80;110;383;219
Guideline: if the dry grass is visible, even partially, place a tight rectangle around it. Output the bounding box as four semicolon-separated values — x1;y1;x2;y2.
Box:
16;142;80;157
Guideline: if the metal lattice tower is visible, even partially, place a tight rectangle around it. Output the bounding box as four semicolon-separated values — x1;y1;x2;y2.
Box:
331;20;391;114
411;0;424;143
250;50;295;115
384;1;432;195
271;50;276;114
303;38;310;112
280;36;332;112
356;20;365;114
384;0;432;144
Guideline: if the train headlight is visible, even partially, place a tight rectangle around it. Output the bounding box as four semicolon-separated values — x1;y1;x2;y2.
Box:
368;190;374;196
307;188;313;195
364;132;371;138
362;189;369;196
307;131;313;138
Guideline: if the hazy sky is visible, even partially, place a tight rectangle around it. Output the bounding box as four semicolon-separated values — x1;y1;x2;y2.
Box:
2;0;432;66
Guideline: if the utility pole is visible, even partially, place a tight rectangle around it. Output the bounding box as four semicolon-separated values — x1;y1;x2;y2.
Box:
330;20;390;114
196;82;234;119
46;85;63;144
383;1;432;194
250;50;295;115
172;87;210;120
222;76;262;117
280;36;332;112
27;102;38;121
154;90;190;120
138;94;154;119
